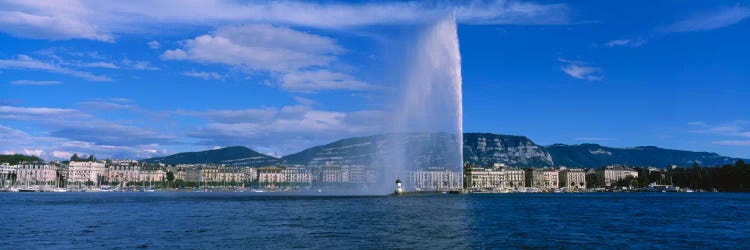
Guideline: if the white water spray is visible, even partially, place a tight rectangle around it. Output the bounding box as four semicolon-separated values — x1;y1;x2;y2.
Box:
376;16;463;193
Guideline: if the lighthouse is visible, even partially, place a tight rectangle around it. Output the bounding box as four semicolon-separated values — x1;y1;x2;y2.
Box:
394;177;404;195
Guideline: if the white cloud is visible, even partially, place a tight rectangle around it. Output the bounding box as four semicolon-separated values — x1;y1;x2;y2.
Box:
52;150;73;158
23;149;44;156
2;132;168;160
0;1;571;41
163;24;371;92
180;105;386;154
147;40;160;49
455;0;570;25
10;80;62;85
0;125;29;140
280;70;373;92
181;71;226;81
690;121;750;150
604;38;647;47
49;122;176;146
558;58;603;81
81;61;119;69
120;59;159;71
163;24;342;72
689;120;750;138
0;106;173;160
661;5;750;33
712;140;750;146
293;96;316;106
0;55;111;81
0;105;89;121
78;100;134;110
0;0;112;41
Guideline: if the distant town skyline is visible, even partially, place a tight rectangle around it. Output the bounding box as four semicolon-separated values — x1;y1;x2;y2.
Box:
1;0;749;159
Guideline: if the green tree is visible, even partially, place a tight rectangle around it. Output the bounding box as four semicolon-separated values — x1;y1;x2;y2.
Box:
166;172;175;189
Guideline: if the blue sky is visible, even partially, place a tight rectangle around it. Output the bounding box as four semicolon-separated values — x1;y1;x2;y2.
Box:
1;0;749;160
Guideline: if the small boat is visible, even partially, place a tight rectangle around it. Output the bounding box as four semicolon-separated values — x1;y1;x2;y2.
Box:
18;187;37;192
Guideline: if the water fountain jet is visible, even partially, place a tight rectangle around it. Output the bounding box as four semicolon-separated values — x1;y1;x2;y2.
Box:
375;15;464;194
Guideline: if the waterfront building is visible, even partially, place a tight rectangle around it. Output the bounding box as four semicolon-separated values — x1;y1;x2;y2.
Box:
0;163;17;187
464;166;503;191
318;165;375;184
139;167;166;183
282;166;312;184
502;168;526;189
525;168;559;189
321;165;343;183
244;167;257;182
16;162;57;186
214;167;244;183
184;165;203;182
107;161;140;185
559;168;586;189
408;168;462;191
175;168;186;181
68;161;106;186
258;166;285;183
200;166;222;182
343;165;374;184
182;165;246;184
596;165;639;187
525;169;543;188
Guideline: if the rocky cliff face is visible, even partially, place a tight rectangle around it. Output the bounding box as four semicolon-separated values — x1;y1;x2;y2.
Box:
281;133;551;168
463;133;554;167
281;133;462;170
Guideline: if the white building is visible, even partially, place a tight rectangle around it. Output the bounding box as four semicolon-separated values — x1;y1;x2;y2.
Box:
68;161;106;186
16;162;57;186
182;165;245;183
139;168;166;183
464;167;503;191
465;166;525;192
107;162;140;185
282;166;312;184
408;169;462;191
502;168;526;189
258;167;285;183
321;165;343;183
526;168;559;190
0;163;17;187
244;168;257;182
596;165;639;187
559;168;586;189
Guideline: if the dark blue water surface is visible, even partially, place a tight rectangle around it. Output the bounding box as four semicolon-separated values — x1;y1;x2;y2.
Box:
2;192;749;249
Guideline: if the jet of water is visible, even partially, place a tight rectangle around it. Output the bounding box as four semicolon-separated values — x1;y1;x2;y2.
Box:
375;15;463;194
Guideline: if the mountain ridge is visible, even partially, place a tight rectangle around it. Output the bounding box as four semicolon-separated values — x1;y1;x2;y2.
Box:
141;146;279;167
139;133;747;168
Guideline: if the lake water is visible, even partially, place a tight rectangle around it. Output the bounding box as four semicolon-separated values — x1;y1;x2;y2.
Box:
2;192;749;249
